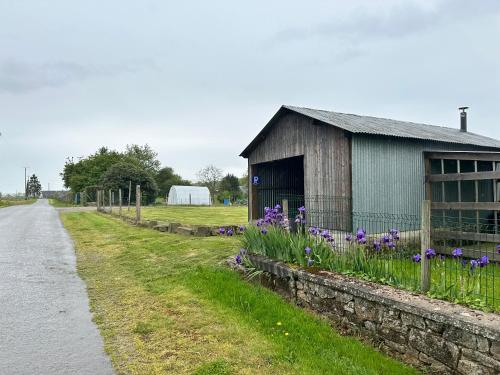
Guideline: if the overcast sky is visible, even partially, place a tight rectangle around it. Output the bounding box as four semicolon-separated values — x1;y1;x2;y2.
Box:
1;0;499;193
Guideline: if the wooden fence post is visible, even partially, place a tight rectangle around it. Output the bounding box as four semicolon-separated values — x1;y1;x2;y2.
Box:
128;180;132;212
96;190;100;211
119;188;122;216
282;199;289;220
421;200;431;292
136;185;141;223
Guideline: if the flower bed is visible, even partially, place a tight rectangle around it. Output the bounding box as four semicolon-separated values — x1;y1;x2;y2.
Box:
218;205;500;311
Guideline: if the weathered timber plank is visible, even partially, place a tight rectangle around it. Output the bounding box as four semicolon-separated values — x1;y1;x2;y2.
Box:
431;202;500;210
424;151;500;161
427;170;500;182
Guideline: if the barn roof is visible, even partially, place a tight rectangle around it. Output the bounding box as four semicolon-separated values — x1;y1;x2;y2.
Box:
240;105;500;157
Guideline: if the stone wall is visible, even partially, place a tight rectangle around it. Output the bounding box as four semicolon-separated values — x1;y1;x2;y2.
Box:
231;254;500;374
98;208;242;237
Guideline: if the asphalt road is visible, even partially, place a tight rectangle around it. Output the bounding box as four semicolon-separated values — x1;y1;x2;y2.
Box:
0;199;114;375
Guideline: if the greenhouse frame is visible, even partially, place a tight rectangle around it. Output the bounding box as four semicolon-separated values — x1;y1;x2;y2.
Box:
167;185;211;206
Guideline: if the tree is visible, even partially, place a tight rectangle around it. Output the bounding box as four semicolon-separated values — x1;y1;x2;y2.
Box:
239;171;248;201
219;174;241;202
125;144;161;174
100;162;158;204
155;167;191;198
60;144;160;193
196;165;222;199
26;174;42;198
61;147;124;192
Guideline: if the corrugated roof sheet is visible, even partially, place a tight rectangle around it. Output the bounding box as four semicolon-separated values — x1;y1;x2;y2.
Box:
284;105;500;147
240;105;500;157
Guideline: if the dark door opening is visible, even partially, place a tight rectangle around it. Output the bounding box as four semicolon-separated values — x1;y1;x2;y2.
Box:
251;156;304;221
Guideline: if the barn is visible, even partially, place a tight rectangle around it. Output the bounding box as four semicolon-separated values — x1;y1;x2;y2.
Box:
167;186;211;206
240;105;500;232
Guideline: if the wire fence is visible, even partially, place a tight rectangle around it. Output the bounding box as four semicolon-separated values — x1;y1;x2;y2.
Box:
274;195;500;311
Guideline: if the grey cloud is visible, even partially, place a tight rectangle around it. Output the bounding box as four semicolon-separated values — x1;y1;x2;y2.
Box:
272;0;500;44
0;59;158;93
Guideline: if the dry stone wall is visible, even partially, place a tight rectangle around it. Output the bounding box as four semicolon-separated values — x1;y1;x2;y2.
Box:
231;254;500;374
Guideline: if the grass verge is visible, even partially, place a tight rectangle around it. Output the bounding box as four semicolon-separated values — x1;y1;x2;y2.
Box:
0;198;36;207
122;205;247;226
62;212;418;375
49;198;77;207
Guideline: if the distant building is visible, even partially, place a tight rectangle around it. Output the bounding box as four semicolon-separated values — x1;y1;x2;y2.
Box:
240;105;500;230
41;190;72;201
167;186;211;206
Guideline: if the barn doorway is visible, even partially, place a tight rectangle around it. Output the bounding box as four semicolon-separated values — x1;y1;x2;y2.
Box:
251;156;304;221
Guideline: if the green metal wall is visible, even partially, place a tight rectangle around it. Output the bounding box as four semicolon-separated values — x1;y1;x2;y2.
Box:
351;135;493;219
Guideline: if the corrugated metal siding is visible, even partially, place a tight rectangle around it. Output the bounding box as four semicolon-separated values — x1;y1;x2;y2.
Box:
351;135;494;217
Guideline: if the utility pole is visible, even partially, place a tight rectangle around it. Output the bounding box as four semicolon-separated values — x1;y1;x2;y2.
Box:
23;167;28;200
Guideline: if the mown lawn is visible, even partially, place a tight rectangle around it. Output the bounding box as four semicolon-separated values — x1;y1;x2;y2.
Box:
0;198;36;207
49;198;78;207
123;205;247;226
62;212;418;375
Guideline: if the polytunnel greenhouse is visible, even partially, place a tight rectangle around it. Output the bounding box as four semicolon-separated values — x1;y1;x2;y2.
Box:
167;185;211;205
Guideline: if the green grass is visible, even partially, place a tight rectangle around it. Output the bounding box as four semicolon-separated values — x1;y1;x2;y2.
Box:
49;198;77;207
123;205;247;226
0;198;36;207
61;212;418;375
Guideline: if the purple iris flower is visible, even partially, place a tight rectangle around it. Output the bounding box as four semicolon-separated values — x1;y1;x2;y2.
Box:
358;237;367;245
356;228;366;240
305;247;311;255
239;225;246;232
256;219;264;227
461;259;468;267
298;206;306;214
326;235;335;243
308;227;319;236
235;255;242;264
226;228;234;236
345;233;353;242
261;228;267;235
387;242;396;250
294;217;301;224
412;254;421;263
452;248;463;258
479;256;489;267
373;241;381;251
382;235;390;244
470;259;479;270
307;259;314;267
496;244;500;254
274;204;281;210
218;227;225;235
321;230;330;239
389;228;399;236
425;248;436;259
